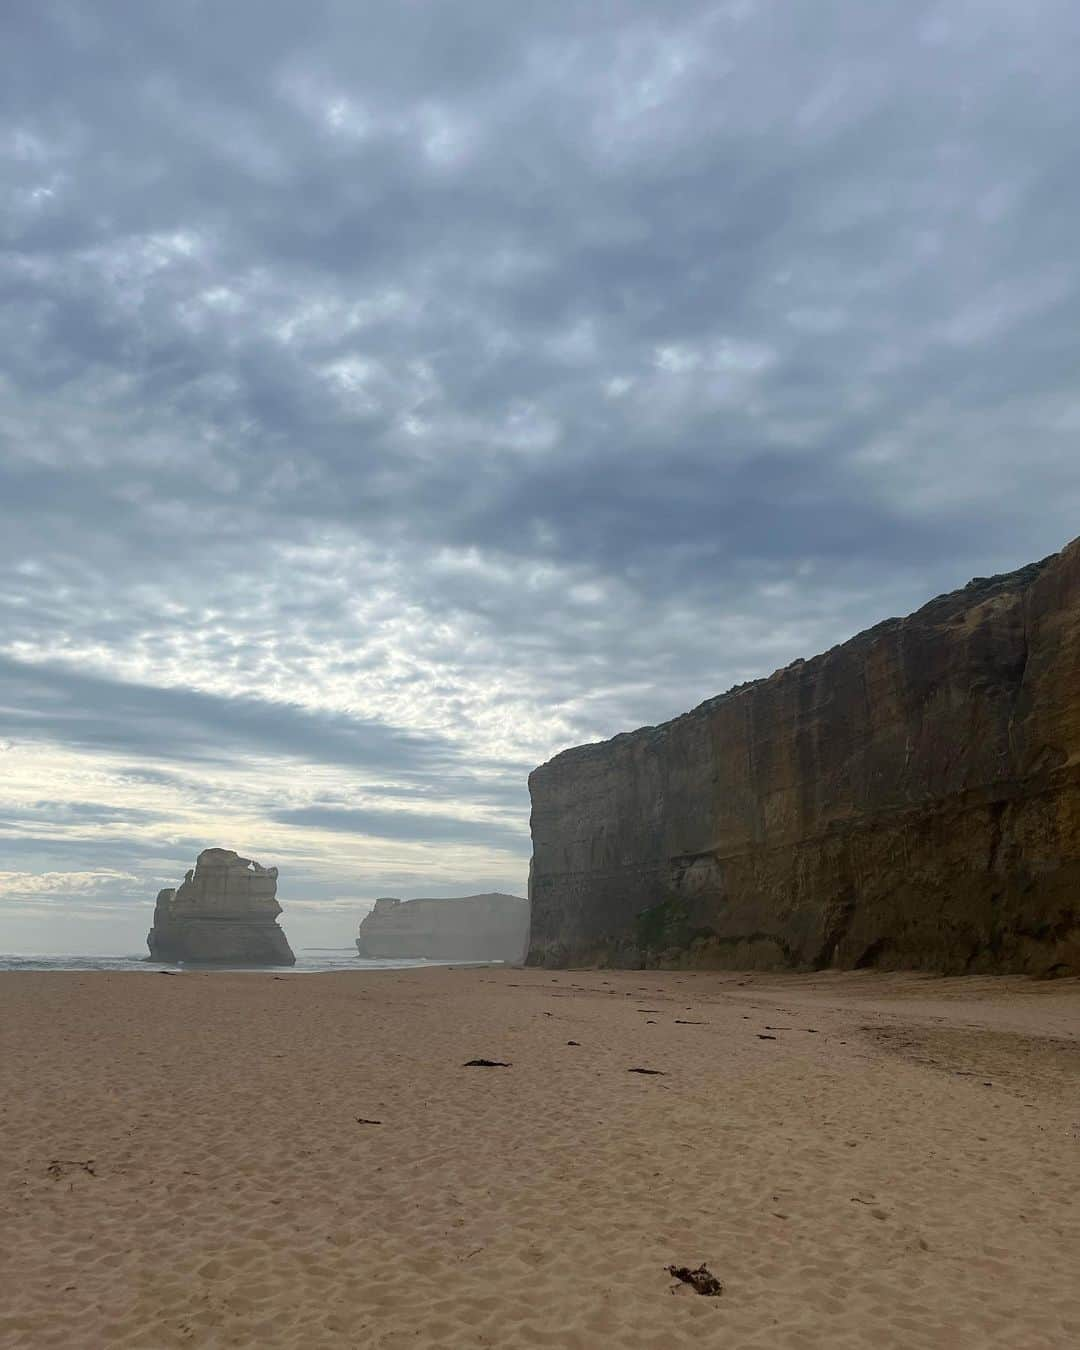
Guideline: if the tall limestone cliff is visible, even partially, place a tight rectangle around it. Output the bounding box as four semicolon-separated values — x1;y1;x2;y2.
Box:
147;848;296;965
527;536;1080;975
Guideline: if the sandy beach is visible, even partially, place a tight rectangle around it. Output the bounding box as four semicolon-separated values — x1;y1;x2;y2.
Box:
1;967;1077;1349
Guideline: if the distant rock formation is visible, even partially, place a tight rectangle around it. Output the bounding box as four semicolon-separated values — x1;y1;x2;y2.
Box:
527;535;1080;976
147;848;295;965
355;893;530;962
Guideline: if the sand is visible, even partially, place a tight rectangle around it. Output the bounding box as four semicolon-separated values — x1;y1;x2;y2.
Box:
1;967;1077;1349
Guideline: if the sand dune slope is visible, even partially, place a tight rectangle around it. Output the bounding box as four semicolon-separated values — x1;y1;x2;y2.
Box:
1;967;1077;1348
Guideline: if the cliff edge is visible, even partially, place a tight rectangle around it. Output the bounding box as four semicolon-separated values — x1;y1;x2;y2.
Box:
527;536;1080;975
147;847;296;965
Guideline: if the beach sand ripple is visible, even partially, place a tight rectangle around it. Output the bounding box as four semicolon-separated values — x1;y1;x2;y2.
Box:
1;967;1077;1348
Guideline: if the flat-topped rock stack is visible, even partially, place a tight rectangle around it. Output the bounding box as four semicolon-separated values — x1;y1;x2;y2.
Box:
147;848;295;965
356;893;530;962
527;534;1080;975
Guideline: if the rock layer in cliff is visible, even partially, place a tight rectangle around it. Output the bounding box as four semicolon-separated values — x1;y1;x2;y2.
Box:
527;536;1080;975
147;848;296;965
356;893;529;962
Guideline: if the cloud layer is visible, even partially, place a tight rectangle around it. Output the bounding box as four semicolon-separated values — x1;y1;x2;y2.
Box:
2;1;1079;951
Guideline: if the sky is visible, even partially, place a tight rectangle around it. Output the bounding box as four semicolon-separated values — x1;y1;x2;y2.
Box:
2;0;1079;954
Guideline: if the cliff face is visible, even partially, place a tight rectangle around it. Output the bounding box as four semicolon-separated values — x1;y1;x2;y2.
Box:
356;893;530;962
147;848;296;965
527;537;1080;975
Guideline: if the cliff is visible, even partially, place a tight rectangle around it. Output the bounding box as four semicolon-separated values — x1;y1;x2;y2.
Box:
147;848;296;965
527;536;1080;975
356;893;530;962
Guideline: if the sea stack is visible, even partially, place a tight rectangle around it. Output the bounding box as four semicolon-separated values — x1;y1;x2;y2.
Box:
527;534;1080;975
147;848;296;965
355;893;530;962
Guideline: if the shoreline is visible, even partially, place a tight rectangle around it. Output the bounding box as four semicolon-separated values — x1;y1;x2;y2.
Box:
2;966;1077;1348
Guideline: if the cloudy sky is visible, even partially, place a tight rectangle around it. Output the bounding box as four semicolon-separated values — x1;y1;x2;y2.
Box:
2;0;1078;954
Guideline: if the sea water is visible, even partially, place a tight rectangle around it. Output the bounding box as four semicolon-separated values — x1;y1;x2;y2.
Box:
0;950;483;974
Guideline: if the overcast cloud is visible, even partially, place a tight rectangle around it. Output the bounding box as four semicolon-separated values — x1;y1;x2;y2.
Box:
2;0;1078;952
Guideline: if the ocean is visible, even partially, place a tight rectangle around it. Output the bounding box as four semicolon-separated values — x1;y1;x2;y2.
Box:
0;950;480;974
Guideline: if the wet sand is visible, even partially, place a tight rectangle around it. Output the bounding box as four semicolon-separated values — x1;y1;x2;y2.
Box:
1;966;1077;1348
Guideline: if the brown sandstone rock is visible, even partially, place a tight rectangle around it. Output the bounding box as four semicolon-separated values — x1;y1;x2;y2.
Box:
147;847;295;965
526;536;1080;975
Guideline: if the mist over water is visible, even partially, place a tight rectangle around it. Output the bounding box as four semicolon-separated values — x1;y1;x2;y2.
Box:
0;952;486;974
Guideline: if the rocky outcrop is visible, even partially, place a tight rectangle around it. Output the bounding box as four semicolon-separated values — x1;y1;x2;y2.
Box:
356;893;530;962
527;536;1080;976
147;848;295;965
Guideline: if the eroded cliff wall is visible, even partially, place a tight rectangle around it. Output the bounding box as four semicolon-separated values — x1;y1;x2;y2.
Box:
527;537;1080;975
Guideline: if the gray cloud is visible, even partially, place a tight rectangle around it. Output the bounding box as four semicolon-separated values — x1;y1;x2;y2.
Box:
0;654;490;779
272;806;528;851
2;0;1079;949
